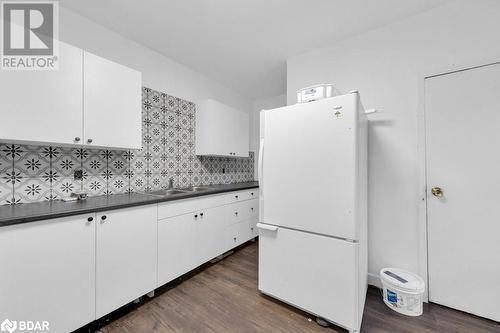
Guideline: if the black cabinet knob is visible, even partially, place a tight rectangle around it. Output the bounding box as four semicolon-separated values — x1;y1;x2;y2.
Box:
87;217;94;222
74;137;81;142
200;213;204;217
251;207;254;211
233;237;237;241
101;215;107;220
87;138;93;144
194;214;198;218
235;212;238;216
235;195;238;199
251;192;254;195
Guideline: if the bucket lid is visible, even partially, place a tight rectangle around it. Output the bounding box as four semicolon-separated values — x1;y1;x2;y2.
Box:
380;268;425;293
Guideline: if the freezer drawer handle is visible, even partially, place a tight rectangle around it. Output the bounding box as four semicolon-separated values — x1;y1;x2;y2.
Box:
256;223;278;232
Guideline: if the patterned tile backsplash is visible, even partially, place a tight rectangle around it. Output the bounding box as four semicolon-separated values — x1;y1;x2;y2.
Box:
0;87;254;205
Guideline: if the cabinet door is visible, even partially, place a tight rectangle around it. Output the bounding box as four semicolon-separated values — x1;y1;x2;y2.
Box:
234;110;250;157
95;205;156;318
84;52;142;149
196;99;249;157
0;42;83;145
197;206;227;263
158;212;198;286
226;108;249;157
0;214;95;333
226;221;251;249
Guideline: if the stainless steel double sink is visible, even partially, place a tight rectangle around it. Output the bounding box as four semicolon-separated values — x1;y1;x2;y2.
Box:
147;186;212;197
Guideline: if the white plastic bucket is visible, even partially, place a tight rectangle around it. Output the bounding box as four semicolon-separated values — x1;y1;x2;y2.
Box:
380;268;425;316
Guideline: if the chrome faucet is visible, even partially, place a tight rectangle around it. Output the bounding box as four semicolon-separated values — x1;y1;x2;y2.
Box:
168;178;174;190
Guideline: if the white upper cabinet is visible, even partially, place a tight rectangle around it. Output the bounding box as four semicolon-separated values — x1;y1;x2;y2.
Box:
196;99;249;157
84;52;142;149
0;44;142;149
0;42;84;146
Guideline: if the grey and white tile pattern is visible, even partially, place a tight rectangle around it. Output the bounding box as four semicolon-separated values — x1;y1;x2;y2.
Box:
0;87;254;205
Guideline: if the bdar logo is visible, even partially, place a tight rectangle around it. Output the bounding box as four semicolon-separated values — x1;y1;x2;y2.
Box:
0;319;17;333
0;319;49;332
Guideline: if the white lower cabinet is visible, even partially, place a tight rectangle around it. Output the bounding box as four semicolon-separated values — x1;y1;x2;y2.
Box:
95;205;157;318
0;215;96;333
196;206;227;263
1;190;258;332
226;199;259;247
158;212;199;286
157;205;228;286
157;191;259;287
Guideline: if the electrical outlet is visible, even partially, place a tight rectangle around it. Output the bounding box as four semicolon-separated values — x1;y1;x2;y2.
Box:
74;169;83;180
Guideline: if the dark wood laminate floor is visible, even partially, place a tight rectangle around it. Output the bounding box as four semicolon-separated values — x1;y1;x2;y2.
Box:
94;242;500;333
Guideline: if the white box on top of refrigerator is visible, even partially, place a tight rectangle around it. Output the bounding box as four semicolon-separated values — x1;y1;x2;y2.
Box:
296;84;339;103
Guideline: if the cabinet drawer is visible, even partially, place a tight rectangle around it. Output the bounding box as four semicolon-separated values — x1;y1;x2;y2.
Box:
227;221;251;249
248;199;259;219
158;194;227;220
226;200;254;224
249;220;258;238
258;226;358;329
226;189;259;204
243;189;259;201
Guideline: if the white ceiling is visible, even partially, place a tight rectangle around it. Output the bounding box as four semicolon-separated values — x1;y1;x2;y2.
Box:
60;0;449;100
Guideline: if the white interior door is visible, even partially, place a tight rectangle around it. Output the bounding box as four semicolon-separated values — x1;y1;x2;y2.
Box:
425;62;500;322
261;94;358;239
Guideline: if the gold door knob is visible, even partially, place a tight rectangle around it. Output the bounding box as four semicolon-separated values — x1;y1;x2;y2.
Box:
431;187;443;197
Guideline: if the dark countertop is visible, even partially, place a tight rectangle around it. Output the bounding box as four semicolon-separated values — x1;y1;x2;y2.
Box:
0;182;259;227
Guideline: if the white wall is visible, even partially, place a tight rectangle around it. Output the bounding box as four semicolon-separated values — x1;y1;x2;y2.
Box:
287;0;500;286
250;94;287;179
59;7;252;114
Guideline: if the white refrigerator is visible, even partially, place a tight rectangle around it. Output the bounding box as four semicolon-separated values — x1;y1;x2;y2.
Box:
257;92;368;333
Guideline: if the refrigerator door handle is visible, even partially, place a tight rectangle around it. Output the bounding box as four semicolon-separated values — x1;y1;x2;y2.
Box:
258;138;264;223
258;138;264;189
256;223;278;232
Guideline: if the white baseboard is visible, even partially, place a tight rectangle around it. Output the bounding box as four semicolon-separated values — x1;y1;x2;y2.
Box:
368;272;381;289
